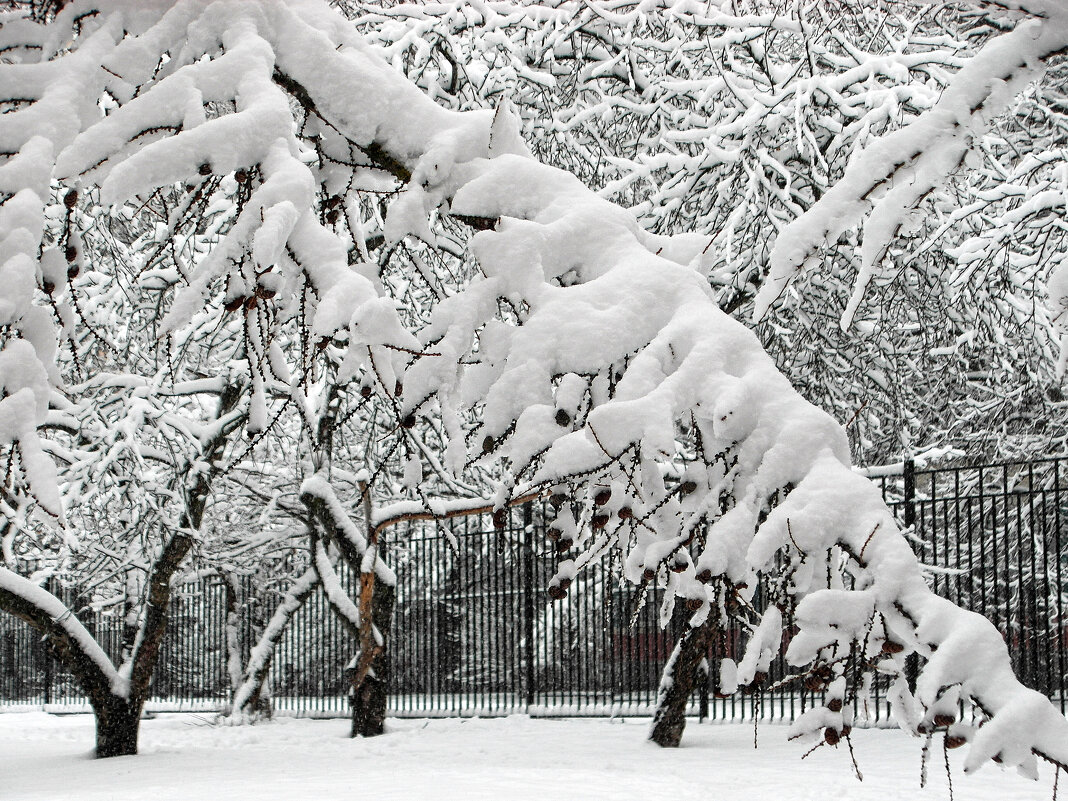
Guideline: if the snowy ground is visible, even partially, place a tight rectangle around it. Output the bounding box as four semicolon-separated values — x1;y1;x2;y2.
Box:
1;712;1059;800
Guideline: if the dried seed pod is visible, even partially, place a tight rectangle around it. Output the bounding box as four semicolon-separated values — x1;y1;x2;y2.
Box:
359;384;372;399
881;639;905;655
992;753;1003;764
491;508;507;530
401;414;416;430
558;578;572;591
591;513;609;530
680;480;698;495
841;725;852;738
548;585;568;601
816;665;833;681
482;435;495;454
752;671;767;686
42;280;55;296
803;674;825;692
556;537;573;553
234;169;249;183
67;263;79;280
198;162;212;176
223;294;245;313
827;698;843;713
669;558;688;573
685;597;703;611
316;336;331;350
63;188;78;208
65;244;77;262
546;526;562;541
244;295;257;310
325;208;340;225
945;736;967;750
642;568;656;582
549;492;567;509
617;506;633;520
824;727;840;746
934;713;955;728
255;285;276;300
554;409;570;427
593;488;611;506
394;381;403;396
695;569;712;584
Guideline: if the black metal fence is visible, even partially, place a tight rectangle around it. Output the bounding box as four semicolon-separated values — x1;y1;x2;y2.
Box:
2;457;1066;721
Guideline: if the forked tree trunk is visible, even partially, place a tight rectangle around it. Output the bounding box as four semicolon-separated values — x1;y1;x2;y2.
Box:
649;619;714;748
350;580;395;737
93;696;144;758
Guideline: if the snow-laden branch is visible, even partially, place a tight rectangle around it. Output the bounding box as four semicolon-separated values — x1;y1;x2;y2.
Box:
344;137;1068;771
755;5;1068;330
0;565;127;698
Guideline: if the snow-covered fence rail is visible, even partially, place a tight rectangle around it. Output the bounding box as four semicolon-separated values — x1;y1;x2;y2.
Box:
3;456;1066;720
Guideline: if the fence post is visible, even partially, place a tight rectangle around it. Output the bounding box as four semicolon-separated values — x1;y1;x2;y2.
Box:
522;503;535;711
902;457;920;693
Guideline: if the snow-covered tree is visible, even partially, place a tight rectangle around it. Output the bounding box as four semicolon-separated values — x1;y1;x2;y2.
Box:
353;0;1068;462
0;0;1065;782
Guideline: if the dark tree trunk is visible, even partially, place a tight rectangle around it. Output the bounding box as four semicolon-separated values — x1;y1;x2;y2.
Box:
350;581;394;737
649;619;714;748
93;696;144;758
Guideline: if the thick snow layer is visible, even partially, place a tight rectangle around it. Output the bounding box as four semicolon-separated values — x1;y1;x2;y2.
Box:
0;713;1058;800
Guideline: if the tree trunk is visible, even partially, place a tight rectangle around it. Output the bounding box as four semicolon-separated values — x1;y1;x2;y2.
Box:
350;580;394;737
93;696;144;758
649;619;714;748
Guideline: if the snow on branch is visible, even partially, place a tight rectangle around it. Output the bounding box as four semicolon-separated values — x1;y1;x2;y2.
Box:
755;5;1068;331
340;118;1068;772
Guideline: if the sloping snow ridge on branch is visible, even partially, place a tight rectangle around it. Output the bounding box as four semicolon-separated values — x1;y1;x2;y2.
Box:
755;0;1068;332
356;131;1068;771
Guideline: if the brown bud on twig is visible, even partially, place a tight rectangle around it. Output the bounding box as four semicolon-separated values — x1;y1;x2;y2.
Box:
63;189;78;209
934;713;955;728
594;488;611;506
401;414;416;430
546;526;562;541
670;558;688;573
695;569;712;584
881;639;905;655
67;263;79;280
642;568;656;582
827;698;843;713
945;736;967;750
685;597;703;611
549;492;567;509
325;208;340;226
491;508;507;530
556;537;573;553
617;506;632;520
548;585;568;601
234;169;249;183
482;435;495;454
824;727;840;746
359;384;372;399
65;244;77;263
394;381;403;396
198;162;212;176
42;280;55;296
555;409;570;427
591;513;609;531
680;480;698;495
227;295;251;312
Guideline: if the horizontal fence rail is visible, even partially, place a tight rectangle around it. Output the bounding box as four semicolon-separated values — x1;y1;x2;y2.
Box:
2;457;1066;722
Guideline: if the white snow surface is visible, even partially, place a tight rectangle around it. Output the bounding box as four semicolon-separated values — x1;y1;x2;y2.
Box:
0;712;1058;800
